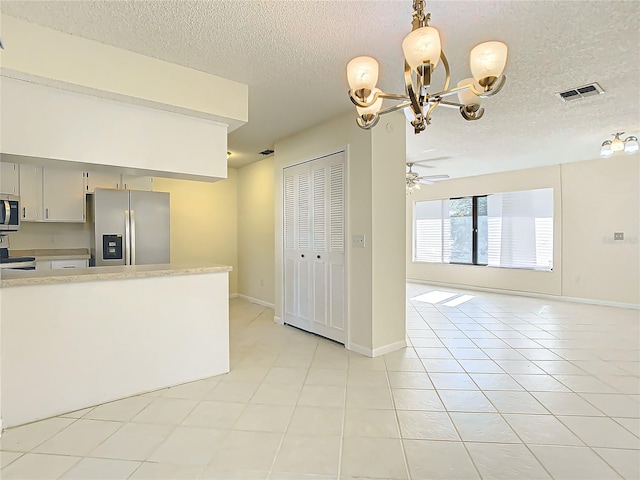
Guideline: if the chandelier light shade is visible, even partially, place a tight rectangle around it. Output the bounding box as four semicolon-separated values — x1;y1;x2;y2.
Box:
600;132;639;157
402;26;442;70
469;41;509;86
346;0;508;134
626;139;640;154
346;56;379;92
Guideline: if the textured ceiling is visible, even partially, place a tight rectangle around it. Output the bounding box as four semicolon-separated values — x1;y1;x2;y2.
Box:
1;1;639;175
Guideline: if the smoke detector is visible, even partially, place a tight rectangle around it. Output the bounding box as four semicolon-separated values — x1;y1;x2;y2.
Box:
555;82;604;103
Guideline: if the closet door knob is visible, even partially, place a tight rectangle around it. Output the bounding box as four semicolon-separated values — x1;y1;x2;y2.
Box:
317;255;321;259
301;254;305;258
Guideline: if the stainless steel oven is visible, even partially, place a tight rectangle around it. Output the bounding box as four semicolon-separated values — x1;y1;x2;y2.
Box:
0;257;36;270
0;194;20;232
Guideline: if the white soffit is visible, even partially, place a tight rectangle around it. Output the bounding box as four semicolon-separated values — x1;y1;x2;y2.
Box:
1;1;639;173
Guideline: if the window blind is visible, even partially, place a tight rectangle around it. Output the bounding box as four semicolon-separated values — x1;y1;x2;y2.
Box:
414;199;450;263
487;188;553;270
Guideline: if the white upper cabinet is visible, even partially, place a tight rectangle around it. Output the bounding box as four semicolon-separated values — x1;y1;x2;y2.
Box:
20;165;85;222
1;162;20;195
43;168;85;222
122;175;153;191
19;165;44;221
84;171;121;193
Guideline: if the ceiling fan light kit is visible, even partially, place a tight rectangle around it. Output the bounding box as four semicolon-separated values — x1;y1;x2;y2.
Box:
346;0;508;134
600;132;639;157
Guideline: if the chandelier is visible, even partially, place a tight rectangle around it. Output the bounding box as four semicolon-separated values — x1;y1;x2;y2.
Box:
600;132;639;157
346;0;508;134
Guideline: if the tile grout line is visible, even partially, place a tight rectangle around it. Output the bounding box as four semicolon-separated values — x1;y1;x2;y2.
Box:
265;341;319;480
421;308;490;480
383;342;413;480
0;452;25;471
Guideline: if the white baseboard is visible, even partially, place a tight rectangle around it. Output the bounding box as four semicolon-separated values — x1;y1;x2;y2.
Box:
407;278;640;310
229;293;238;299
274;316;283;325
373;340;407;357
348;339;407;358
236;294;275;309
347;342;372;357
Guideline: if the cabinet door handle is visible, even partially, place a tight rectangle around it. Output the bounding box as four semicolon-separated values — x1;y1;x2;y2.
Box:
317;255;321;259
45;208;49;219
301;254;305;258
22;207;26;218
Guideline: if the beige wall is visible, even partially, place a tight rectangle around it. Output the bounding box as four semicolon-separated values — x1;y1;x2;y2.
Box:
371;118;407;350
237;157;275;305
406;156;640;306
274;111;406;354
153;172;239;294
561;156;639;304
8;222;91;250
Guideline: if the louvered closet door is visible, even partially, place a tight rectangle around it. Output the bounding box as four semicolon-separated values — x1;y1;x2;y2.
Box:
283;152;346;344
284;163;312;326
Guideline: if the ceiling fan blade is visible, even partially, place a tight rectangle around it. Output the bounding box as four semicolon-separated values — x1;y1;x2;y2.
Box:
418;178;435;185
419;174;450;180
413;156;451;165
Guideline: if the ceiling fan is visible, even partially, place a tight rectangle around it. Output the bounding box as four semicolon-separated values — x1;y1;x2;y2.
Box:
406;162;449;193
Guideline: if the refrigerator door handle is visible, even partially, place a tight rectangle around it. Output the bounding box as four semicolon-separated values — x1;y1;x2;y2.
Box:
124;209;131;265
130;209;136;265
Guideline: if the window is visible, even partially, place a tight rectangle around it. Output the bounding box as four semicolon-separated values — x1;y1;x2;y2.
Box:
413;188;554;271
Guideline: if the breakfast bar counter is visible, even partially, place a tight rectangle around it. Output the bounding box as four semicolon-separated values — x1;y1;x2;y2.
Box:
1;262;232;287
0;263;232;429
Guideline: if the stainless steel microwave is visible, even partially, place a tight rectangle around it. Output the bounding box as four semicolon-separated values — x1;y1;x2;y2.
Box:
0;194;20;232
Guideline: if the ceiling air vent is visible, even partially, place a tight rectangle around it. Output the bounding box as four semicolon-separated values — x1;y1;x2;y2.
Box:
259;149;274;156
555;82;604;103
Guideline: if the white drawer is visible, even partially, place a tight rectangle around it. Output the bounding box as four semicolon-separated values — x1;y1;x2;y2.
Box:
50;259;89;269
36;260;52;270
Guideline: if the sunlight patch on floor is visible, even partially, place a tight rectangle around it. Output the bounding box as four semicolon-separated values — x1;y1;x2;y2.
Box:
410;290;457;304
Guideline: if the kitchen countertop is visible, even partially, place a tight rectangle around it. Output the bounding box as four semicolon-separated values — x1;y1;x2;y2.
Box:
10;248;91;261
0;263;232;287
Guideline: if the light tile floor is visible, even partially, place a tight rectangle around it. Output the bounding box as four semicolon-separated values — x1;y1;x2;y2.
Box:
1;283;639;479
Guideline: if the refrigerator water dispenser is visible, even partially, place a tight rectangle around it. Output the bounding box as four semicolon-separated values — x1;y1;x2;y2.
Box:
102;234;123;260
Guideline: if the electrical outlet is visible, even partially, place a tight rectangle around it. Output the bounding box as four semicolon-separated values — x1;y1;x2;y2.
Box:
614;232;624;241
352;234;365;248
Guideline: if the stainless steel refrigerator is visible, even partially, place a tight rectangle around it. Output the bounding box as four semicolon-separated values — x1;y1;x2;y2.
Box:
88;188;170;267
